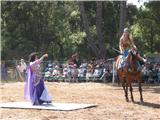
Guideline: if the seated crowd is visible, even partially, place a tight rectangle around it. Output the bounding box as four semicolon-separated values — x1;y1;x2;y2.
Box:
44;58;113;82
141;62;160;83
43;59;160;83
1;54;159;83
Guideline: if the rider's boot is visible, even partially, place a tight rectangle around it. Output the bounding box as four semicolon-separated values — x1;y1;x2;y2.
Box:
137;54;147;65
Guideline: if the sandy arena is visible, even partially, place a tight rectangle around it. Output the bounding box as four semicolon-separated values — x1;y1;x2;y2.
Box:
0;82;160;120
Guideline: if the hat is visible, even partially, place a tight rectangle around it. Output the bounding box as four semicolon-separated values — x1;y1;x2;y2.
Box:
123;28;129;33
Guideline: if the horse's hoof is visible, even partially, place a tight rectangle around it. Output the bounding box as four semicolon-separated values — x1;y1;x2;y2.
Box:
140;98;143;102
140;102;144;105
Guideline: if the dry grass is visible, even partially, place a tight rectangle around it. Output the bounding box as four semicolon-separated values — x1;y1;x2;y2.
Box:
0;82;160;120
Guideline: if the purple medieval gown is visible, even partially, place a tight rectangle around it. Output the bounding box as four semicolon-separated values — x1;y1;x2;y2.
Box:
24;57;52;105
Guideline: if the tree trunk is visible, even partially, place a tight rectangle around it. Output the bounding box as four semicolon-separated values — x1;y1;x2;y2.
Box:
119;1;126;37
150;24;154;53
57;42;64;58
78;2;99;58
96;1;106;58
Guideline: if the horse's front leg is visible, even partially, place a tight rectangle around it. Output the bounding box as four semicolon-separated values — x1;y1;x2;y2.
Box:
129;83;134;102
122;79;129;102
138;80;143;103
125;85;129;102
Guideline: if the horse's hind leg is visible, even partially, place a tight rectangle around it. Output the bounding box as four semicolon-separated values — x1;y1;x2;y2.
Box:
138;81;143;103
129;84;134;102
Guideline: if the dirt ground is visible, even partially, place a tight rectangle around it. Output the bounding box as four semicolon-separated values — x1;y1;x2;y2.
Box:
0;82;160;120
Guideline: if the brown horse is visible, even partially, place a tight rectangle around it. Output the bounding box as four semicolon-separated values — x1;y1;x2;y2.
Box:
115;49;143;103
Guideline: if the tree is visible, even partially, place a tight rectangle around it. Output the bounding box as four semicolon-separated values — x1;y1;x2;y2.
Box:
96;1;106;58
119;1;126;36
130;1;160;54
2;1;159;60
78;1;99;58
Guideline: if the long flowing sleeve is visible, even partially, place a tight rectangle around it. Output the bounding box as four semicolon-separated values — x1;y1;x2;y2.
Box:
29;55;46;86
30;55;45;68
24;65;34;101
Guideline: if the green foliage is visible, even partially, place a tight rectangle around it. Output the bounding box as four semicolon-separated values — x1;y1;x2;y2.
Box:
1;1;160;60
130;2;160;54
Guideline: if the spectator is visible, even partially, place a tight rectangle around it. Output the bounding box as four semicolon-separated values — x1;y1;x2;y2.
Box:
157;65;160;83
52;65;60;76
142;65;149;83
63;64;69;77
68;53;81;68
78;65;86;77
86;64;93;81
1;60;7;80
16;59;27;81
20;59;27;72
93;65;101;77
71;64;78;82
45;68;52;77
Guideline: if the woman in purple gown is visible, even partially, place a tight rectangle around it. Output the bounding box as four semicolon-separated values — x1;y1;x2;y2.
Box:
24;52;52;105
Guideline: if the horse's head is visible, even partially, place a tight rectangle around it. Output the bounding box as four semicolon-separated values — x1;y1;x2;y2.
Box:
130;47;138;57
127;48;140;72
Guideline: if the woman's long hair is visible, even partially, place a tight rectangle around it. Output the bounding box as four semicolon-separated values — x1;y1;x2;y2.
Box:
29;52;38;62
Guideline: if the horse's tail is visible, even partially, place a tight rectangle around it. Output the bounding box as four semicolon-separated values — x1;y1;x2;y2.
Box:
117;74;121;86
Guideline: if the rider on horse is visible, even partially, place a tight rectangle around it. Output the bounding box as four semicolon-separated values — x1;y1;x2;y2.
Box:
117;28;147;70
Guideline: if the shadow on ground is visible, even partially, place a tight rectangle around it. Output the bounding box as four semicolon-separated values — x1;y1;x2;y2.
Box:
135;101;160;108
